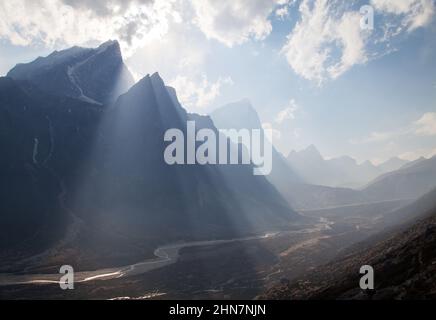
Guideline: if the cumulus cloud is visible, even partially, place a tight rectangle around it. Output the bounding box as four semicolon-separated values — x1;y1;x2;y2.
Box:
190;0;286;47
275;99;299;124
170;74;234;110
61;0;152;16
282;0;435;84
0;0;177;56
282;0;367;84
371;0;435;32
1;0;433;84
0;0;290;55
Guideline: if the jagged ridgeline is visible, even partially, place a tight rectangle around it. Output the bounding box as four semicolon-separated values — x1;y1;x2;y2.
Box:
0;41;300;269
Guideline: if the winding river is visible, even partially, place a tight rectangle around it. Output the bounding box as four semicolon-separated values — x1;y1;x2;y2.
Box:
0;218;332;287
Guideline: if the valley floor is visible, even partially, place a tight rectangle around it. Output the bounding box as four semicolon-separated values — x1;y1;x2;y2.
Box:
0;199;406;300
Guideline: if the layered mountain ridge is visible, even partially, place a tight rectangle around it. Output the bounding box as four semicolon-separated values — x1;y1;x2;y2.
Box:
0;43;300;271
287;145;409;189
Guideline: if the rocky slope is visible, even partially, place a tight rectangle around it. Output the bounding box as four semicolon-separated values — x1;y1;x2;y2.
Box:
260;189;436;300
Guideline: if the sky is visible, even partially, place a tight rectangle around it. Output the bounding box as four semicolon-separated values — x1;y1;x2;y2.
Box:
1;0;436;164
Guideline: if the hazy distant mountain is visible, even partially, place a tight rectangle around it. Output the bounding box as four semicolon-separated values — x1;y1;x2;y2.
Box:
7;40;134;105
399;156;427;170
286;153;436;210
210;102;382;211
363;156;436;201
262;188;436;300
0;45;301;270
210;100;302;194
287;146;409;189
211;99;264;131
377;157;409;173
209;102;432;210
287;146;379;188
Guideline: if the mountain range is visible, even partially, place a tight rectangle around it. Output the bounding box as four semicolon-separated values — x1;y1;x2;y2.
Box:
287;145;409;189
286;153;436;210
0;41;300;271
2;40;436;277
210;101;436;210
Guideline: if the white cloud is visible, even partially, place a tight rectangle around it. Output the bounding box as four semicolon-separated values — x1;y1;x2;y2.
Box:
371;0;435;32
60;0;152;16
190;0;285;47
1;0;433;84
170;74;233;110
414;112;436;136
275;6;289;19
281;0;367;84
0;0;177;56
282;0;435;84
0;0;290;59
127;19;207;79
275;99;299;124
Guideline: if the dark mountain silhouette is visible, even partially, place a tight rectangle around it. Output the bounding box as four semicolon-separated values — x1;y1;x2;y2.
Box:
261;188;436;300
0;77;102;256
72;74;300;246
7;40;134;105
0;43;300;270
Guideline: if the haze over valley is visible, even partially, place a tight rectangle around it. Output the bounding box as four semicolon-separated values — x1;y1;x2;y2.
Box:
1;0;436;301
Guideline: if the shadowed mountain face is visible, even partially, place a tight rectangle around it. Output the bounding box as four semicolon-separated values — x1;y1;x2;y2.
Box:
0;77;102;255
7;41;134;105
261;188;436;300
72;74;300;245
0;44;300;269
